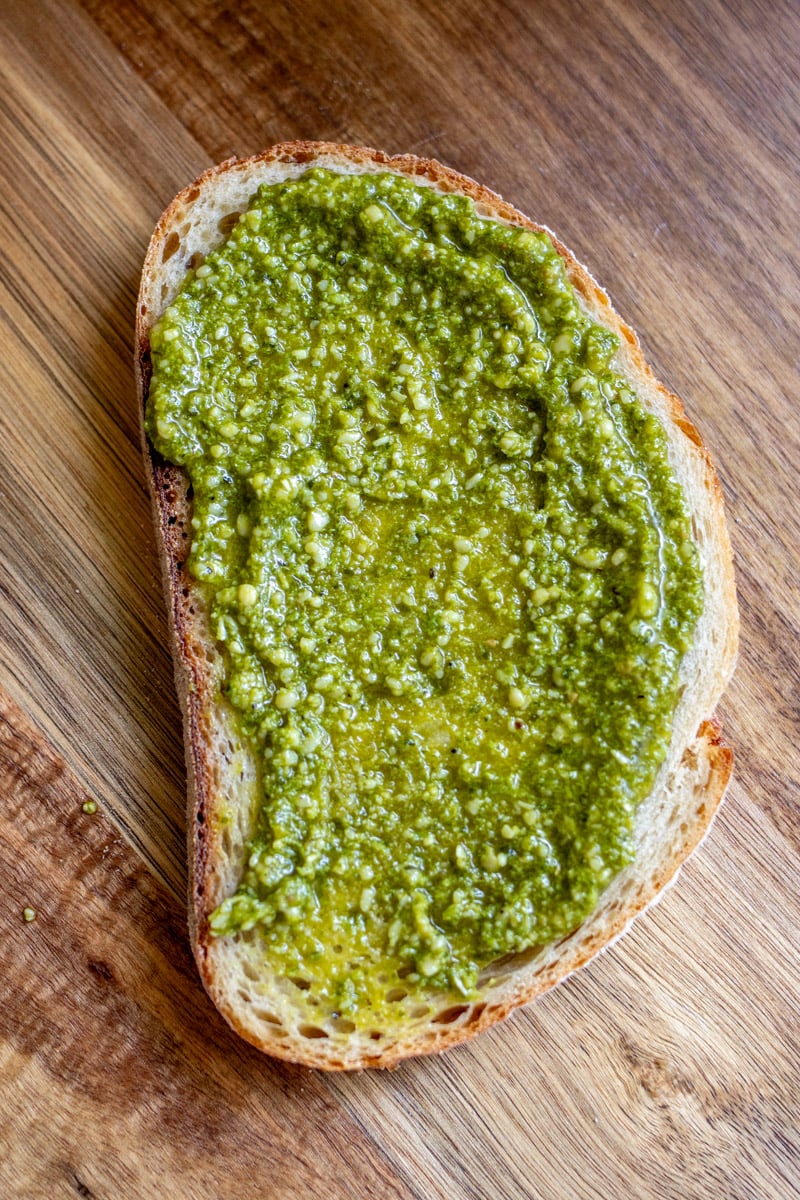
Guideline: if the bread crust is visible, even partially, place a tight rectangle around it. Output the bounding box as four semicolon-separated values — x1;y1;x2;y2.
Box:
136;142;738;1069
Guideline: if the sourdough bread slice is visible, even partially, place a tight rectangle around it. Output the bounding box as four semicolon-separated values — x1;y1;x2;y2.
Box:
136;142;738;1070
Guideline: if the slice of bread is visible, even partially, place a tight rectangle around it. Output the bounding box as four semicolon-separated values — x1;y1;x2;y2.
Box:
136;142;738;1070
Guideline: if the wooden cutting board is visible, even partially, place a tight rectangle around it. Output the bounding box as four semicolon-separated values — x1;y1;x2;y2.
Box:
1;0;798;1196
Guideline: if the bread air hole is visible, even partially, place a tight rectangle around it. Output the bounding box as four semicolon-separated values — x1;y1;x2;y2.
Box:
253;1009;282;1026
298;1025;329;1039
218;211;242;235
329;1017;356;1034
478;942;545;984
290;976;311;991
385;987;408;1003
465;1003;486;1026
162;231;181;262
433;1004;469;1025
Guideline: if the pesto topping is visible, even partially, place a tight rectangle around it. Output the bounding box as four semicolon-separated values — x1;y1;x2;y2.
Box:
147;168;702;1016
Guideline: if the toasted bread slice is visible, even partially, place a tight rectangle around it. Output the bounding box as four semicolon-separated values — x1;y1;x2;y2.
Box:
136;142;738;1070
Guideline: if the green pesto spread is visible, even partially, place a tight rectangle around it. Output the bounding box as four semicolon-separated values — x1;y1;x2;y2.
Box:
147;168;702;1016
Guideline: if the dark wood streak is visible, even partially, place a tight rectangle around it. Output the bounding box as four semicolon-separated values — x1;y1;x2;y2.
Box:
0;0;798;1195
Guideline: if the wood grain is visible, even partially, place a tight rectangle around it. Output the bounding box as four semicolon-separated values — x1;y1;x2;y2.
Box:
0;691;416;1199
1;0;798;1195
